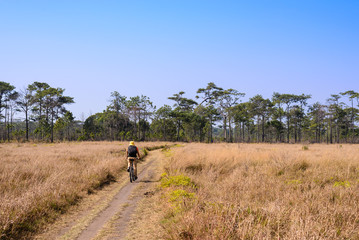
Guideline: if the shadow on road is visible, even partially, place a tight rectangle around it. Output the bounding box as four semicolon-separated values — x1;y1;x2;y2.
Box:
138;179;160;183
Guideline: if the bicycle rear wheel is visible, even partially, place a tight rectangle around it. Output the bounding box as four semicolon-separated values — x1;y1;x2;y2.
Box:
129;161;135;183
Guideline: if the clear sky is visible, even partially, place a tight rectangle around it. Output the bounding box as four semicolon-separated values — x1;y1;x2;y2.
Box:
1;0;358;120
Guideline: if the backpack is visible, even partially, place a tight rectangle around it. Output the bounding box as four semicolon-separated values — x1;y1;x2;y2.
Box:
128;145;138;157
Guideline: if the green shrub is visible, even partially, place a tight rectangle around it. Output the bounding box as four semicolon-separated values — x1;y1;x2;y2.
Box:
142;148;148;156
161;174;195;188
161;148;173;158
286;179;302;185
169;189;195;203
334;181;350;188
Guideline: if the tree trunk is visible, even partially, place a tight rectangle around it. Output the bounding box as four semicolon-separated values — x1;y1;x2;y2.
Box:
5;104;8;142
279;110;283;142
138;110;141;140
257;117;260;143
351;99;354;143
242;122;245;143
287;116;290;143
229;116;233;142
261;115;265;142
177;120;180;141
163;119;166;141
7;109;10;142
326;119;329;144
223;115;227;142
10;107;14;142
330;119;333;144
210;117;213;143
51;114;54;143
234;124;237;142
25;109;29;141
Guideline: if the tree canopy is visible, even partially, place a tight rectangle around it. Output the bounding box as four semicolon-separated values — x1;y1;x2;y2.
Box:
2;80;359;143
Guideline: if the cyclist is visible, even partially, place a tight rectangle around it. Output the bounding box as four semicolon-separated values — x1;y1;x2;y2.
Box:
126;141;141;180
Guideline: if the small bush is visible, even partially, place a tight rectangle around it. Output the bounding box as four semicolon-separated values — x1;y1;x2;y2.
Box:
293;160;310;172
185;164;204;174
161;175;195;188
334;181;350;188
169;189;195;203
142;148;148;156
286;179;302;185
162;148;173;158
276;169;285;176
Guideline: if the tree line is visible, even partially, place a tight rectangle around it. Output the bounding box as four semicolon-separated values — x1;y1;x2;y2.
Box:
1;81;359;143
0;81;75;142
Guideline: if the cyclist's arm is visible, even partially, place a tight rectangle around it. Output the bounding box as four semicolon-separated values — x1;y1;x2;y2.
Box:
136;147;141;159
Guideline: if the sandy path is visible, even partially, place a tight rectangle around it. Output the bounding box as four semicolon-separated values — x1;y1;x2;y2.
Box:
77;151;161;240
35;149;163;240
77;150;162;240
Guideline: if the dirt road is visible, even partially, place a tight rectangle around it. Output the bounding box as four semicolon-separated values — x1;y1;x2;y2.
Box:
35;149;164;240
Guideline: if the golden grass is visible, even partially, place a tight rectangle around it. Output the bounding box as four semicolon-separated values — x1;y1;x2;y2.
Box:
0;141;168;239
154;143;359;239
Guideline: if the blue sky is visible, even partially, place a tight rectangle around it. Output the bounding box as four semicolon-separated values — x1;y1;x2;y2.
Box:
1;0;358;119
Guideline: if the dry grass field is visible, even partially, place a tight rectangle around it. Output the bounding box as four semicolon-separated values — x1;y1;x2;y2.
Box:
2;142;359;240
0;141;167;239
137;143;359;239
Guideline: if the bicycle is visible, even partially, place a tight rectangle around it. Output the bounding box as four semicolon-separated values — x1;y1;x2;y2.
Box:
128;158;136;183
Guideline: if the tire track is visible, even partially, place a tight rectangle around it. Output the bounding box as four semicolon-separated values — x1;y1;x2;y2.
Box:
74;150;161;240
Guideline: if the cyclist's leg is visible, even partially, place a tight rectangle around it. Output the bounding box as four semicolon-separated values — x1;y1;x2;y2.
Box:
133;159;137;177
127;157;131;171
